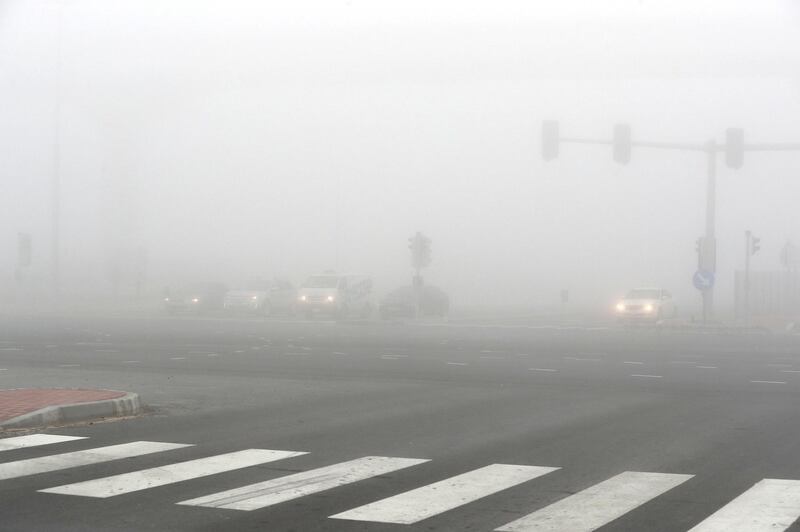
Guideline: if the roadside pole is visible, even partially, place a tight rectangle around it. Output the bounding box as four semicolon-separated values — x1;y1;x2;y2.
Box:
703;141;717;323
744;230;751;325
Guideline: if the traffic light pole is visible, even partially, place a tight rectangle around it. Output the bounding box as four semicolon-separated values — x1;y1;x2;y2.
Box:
704;141;717;323
544;121;800;324
744;230;751;325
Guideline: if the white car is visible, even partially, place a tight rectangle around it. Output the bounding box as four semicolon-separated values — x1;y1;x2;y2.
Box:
614;288;677;322
223;279;296;315
297;273;373;319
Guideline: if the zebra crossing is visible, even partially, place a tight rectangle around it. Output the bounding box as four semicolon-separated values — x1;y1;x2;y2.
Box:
2;433;800;530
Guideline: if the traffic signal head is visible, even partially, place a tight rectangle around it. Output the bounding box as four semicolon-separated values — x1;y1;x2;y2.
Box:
726;128;744;169
751;236;761;255
541;121;559;161
613;123;631;164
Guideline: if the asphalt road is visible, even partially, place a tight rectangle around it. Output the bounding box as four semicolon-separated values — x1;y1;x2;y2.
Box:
1;313;800;531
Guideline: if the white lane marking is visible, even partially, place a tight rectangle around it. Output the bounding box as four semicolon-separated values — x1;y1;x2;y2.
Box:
40;449;306;498
0;347;23;351
496;471;693;532
94;349;118;353
623;361;644;365
480;355;505;360
333;352;348;356
0;441;191;480
122;360;140;364
767;363;793;368
631;374;663;379
563;357;601;362
178;456;428;511
780;369;800;373
58;364;80;368
0;434;87;452
669;361;699;365
446;361;468;366
0;368;7;371
696;366;718;369
529;368;557;372
169;357;187;361
206;353;219;357
283;352;309;356
750;380;786;385
333;464;558;525
688;478;800;531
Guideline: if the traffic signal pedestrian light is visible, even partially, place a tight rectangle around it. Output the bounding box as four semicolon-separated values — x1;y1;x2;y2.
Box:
726;128;744;169
541;121;559;161
613;123;631;164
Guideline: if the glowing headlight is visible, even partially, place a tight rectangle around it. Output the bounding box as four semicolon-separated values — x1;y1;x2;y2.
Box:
644;304;654;313
299;295;307;302
326;295;335;302
191;298;200;303
164;297;170;302
251;296;258;301
615;302;625;312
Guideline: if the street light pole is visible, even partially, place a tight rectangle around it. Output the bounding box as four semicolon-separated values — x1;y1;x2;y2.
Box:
52;1;64;298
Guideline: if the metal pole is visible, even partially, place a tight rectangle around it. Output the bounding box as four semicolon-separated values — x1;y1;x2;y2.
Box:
703;140;717;322
744;230;751;325
52;1;63;298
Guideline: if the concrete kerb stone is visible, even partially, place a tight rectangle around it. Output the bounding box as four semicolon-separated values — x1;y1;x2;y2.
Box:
0;392;141;431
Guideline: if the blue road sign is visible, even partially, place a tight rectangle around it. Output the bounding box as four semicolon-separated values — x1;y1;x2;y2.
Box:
693;269;715;291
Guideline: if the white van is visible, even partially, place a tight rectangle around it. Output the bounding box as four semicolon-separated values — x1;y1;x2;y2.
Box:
297;273;373;319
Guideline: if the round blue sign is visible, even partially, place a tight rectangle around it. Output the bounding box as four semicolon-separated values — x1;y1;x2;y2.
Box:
693;269;715;291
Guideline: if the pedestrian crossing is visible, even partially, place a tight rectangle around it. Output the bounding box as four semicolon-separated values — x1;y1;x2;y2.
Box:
3;433;800;530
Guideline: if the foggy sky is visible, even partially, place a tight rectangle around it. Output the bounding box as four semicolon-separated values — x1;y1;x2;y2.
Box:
1;0;799;310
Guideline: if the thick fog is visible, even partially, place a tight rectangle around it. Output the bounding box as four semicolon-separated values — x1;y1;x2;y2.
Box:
1;0;799;313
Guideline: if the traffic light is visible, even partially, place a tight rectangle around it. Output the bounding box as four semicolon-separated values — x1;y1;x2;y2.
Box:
541;121;559;161
726;128;744;169
750;235;761;255
613;123;631;164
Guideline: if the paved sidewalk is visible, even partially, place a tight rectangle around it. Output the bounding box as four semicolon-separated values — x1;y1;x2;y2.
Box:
0;388;139;430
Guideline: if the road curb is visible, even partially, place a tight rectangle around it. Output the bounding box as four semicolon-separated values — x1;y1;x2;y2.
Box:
0;391;141;431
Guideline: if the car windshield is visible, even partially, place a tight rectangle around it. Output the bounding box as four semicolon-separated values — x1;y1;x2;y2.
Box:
626;289;661;300
303;276;340;289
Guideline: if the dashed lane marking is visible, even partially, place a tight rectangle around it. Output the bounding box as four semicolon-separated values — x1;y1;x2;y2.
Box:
529;368;557;372
750;380;786;385
631;374;662;379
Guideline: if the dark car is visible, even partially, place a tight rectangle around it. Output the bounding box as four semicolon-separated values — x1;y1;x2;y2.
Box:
379;285;450;319
164;283;228;314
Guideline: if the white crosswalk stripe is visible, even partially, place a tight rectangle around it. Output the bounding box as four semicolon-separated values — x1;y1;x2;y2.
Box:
39;449;306;498
0;434;87;452
331;464;559;525
495;471;693;532
177;456;429;511
687;478;800;532
0;441;191;481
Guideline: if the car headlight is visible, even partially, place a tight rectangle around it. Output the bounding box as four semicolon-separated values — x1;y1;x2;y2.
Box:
251;296;258;301
326;295;335;302
191;298;200;303
299;295;307;302
644;304;654;312
615;302;625;312
164;297;170;302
